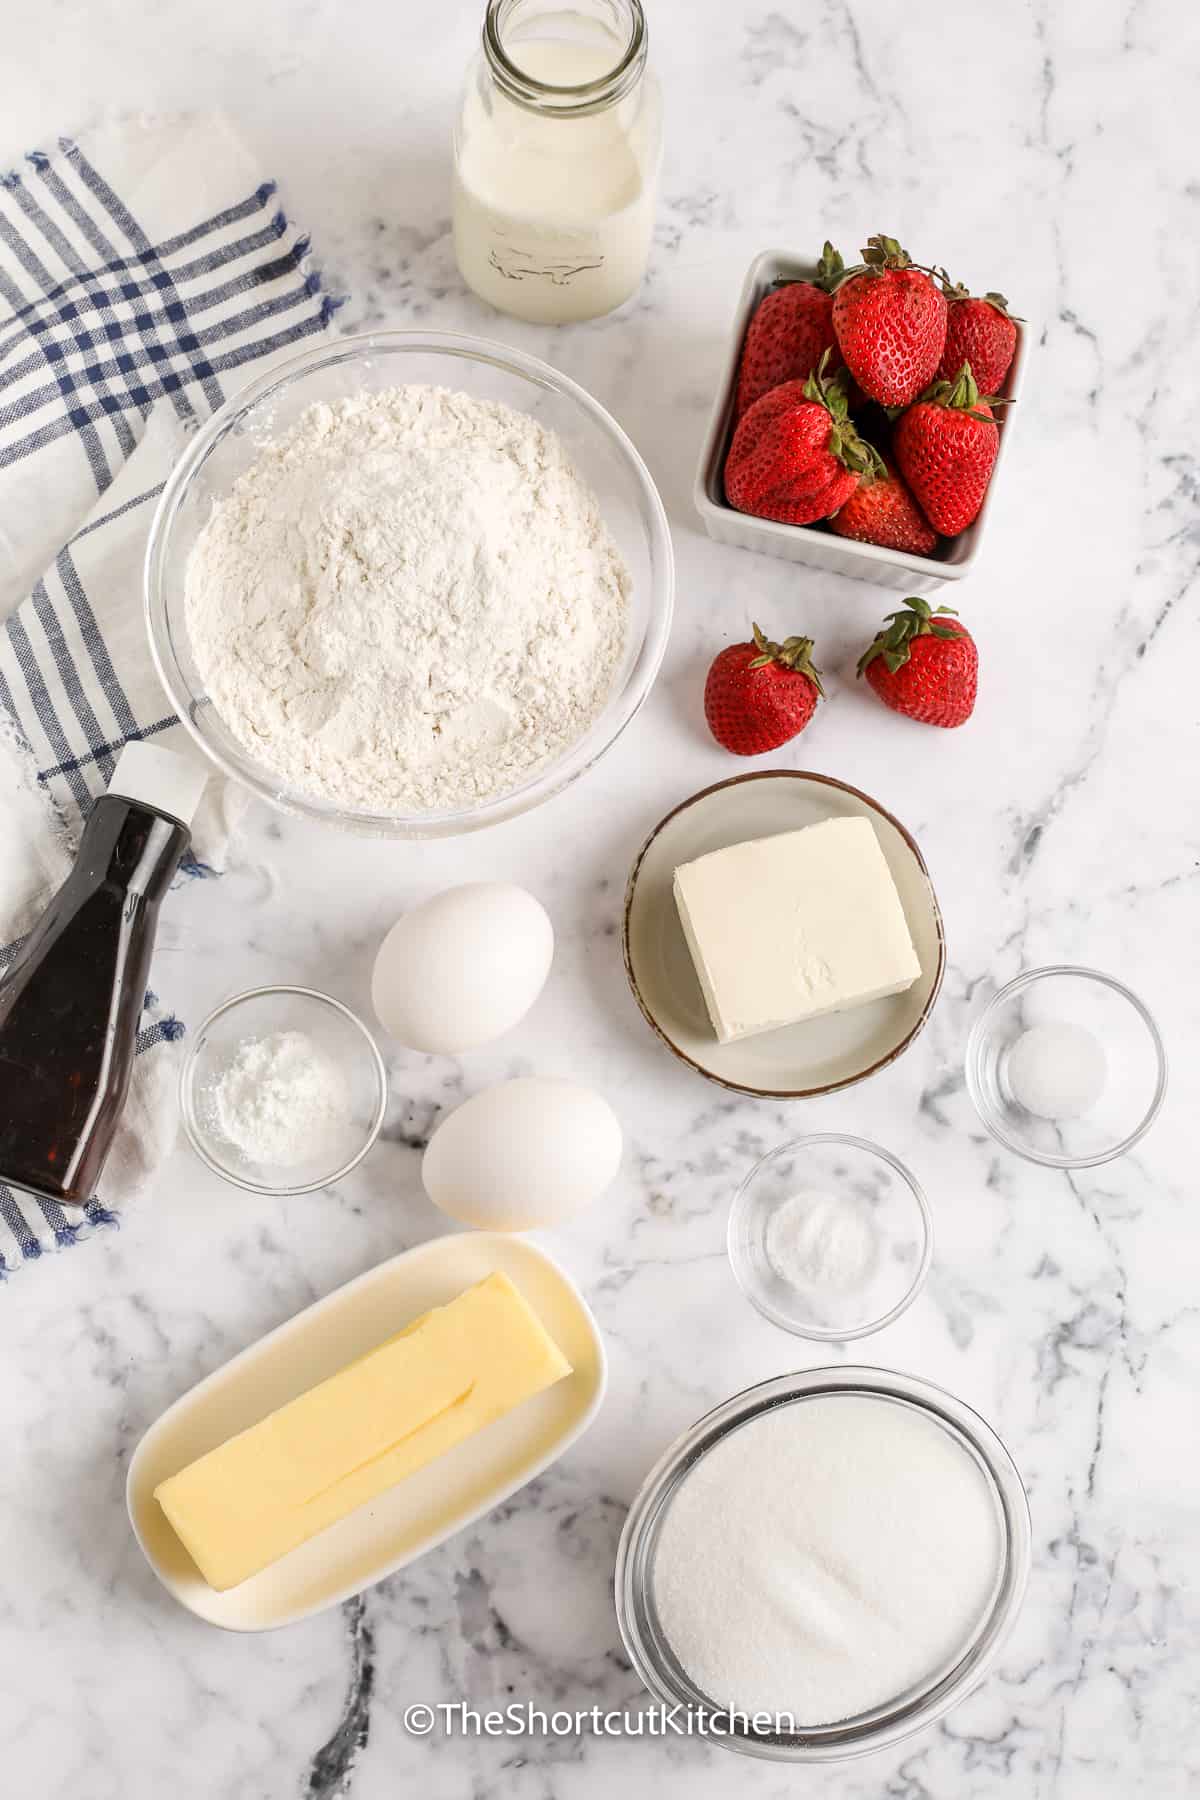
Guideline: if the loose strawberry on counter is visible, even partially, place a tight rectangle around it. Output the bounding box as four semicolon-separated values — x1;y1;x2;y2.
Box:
936;283;1018;393
734;242;846;419
893;362;1002;534
724;355;883;527
705;625;824;754
831;235;947;407
857;598;977;728
829;459;936;555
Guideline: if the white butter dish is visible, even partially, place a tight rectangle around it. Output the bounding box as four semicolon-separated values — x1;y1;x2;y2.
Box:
127;1232;606;1632
694;248;1027;592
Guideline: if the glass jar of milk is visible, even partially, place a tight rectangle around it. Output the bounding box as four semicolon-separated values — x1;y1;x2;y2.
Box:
453;0;662;324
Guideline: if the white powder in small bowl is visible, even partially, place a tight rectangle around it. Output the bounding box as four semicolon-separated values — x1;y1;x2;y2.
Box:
1006;1021;1107;1121
764;1190;878;1294
204;1029;352;1168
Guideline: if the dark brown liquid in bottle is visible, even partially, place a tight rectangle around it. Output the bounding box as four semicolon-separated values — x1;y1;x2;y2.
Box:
0;796;190;1206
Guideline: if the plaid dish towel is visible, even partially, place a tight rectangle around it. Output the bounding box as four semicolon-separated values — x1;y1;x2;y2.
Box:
0;114;340;1276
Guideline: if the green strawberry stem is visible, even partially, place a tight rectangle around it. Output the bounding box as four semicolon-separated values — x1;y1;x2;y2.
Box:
837;233;941;284
771;241;846;296
814;241;845;292
749;623;825;695
982;290;1019;314
862;234;911;269
857;598;961;677
918;361;1012;421
937;273;1024;320
803;351;885;479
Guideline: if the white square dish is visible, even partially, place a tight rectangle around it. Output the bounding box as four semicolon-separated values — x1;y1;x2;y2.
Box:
126;1232;606;1631
693;248;1027;592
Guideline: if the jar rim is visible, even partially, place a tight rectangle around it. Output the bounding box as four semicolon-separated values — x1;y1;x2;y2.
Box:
482;0;648;114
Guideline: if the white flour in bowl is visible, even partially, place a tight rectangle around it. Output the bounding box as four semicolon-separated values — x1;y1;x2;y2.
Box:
184;385;631;813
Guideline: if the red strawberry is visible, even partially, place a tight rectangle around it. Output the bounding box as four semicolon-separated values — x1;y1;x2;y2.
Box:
831;235;948;407
857;598;977;728
937;283;1018;393
829;459;937;555
734;243;845;419
893;362;1002;535
724;356;883;527
705;624;824;755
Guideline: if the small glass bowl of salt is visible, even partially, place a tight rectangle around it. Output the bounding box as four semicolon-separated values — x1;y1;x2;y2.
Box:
181;986;388;1195
966;965;1166;1169
728;1135;933;1341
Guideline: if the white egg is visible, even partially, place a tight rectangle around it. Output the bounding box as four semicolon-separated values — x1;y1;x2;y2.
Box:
372;883;553;1054
422;1077;623;1231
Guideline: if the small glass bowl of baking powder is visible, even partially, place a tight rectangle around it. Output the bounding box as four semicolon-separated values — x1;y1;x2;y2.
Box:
966;966;1167;1169
728;1134;933;1341
180;986;388;1196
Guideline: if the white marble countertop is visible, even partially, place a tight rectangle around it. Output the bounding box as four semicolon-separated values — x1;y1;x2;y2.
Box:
3;1;1197;1795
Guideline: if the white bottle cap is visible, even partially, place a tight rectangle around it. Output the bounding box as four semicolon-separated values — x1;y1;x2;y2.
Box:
107;741;208;828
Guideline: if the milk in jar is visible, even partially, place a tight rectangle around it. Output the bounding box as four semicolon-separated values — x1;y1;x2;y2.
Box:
453;1;662;324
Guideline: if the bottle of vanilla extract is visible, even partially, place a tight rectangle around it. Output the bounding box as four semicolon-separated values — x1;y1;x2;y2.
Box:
0;742;206;1206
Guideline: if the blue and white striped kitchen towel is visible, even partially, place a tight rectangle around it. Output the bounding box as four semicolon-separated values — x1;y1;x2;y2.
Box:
0;114;340;1275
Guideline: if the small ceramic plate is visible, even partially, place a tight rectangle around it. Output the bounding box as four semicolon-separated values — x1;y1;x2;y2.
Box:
623;772;945;1099
127;1233;606;1632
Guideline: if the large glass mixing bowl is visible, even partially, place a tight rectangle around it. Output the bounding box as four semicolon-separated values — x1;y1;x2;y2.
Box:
144;330;674;838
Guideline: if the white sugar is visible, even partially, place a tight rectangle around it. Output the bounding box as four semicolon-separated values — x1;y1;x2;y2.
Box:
652;1394;1002;1725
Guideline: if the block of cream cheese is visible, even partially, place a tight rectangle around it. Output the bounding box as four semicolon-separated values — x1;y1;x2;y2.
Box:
673;816;921;1043
154;1272;571;1592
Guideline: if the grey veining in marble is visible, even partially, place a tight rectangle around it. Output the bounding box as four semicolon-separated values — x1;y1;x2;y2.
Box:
2;1;1198;1796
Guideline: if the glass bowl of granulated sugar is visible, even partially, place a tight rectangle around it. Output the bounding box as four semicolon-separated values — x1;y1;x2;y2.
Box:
616;1367;1030;1763
146;330;675;838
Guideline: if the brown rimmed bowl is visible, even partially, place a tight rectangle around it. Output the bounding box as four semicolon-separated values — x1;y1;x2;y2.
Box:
622;771;945;1099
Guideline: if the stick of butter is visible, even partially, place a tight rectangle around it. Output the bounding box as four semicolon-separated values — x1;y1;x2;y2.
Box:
154;1271;571;1591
